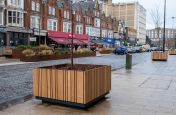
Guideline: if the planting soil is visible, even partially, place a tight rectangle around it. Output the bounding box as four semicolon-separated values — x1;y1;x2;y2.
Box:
42;64;104;71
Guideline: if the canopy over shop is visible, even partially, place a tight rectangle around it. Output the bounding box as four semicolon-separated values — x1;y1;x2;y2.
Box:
101;37;117;48
48;31;95;46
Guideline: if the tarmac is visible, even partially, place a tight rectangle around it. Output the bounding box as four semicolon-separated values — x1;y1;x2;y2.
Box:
0;54;176;115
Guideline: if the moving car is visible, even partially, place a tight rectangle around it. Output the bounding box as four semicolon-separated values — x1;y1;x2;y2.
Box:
114;46;127;55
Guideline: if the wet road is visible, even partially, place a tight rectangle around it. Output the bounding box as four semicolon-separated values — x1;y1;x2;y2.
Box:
0;53;150;108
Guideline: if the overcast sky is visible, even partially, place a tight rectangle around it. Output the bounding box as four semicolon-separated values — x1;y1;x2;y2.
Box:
112;0;176;29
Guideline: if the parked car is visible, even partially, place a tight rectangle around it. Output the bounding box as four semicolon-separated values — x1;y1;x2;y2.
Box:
127;46;135;53
134;46;142;53
150;47;159;51
114;46;127;55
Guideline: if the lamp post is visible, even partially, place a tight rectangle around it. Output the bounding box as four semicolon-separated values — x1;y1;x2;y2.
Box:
58;0;83;68
163;0;166;52
171;17;176;49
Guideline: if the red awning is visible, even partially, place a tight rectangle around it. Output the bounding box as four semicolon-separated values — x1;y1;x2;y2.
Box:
50;37;70;44
82;40;96;46
67;38;86;45
48;31;89;40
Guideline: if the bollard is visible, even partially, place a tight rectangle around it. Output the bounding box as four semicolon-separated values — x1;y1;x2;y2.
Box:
126;54;132;69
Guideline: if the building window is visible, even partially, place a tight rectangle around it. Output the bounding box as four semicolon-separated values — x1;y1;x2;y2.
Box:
48;19;57;31
32;1;35;11
76;25;83;34
86;17;90;24
30;16;40;29
36;3;40;12
94;18;100;27
64;11;69;19
67;11;69;19
102;30;106;37
9;0;22;6
49;6;55;15
63;22;71;33
86;27;91;35
8;10;23;27
32;1;40;12
0;11;3;25
76;15;81;22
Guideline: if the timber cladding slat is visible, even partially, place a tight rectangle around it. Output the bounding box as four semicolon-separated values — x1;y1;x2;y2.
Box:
33;65;111;104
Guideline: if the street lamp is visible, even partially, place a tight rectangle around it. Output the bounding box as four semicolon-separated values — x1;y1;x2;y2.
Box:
58;0;83;68
171;17;176;49
163;0;166;52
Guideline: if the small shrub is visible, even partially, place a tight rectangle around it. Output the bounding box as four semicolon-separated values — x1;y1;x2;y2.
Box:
22;49;35;57
17;45;32;50
38;50;54;56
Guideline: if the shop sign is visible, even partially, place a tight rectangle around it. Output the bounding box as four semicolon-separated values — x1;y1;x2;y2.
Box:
30;37;37;42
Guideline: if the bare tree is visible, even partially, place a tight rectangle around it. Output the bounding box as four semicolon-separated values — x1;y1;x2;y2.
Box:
150;6;163;47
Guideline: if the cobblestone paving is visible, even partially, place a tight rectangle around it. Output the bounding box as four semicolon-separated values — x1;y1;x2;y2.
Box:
0;53;150;108
1;53;176;115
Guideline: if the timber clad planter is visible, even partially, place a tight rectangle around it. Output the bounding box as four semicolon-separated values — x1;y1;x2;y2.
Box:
33;64;111;108
151;51;168;61
20;52;96;62
169;50;176;55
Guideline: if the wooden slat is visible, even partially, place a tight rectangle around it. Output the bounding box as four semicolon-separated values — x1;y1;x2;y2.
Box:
33;68;39;96
47;69;51;98
41;69;47;97
57;70;64;100
76;71;84;104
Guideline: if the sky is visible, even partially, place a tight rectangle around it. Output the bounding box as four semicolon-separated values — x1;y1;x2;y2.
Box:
112;0;176;29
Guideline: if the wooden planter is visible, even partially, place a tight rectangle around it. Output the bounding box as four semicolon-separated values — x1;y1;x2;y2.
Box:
33;64;111;109
169;50;176;55
151;51;168;61
20;52;96;62
12;49;25;59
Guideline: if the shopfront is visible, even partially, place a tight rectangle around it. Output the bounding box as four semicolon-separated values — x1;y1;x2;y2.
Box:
0;27;6;46
6;27;32;47
101;37;117;48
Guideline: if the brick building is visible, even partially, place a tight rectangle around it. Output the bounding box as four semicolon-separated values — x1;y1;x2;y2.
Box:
0;0;120;52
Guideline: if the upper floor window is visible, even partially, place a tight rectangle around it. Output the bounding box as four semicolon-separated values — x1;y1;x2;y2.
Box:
64;11;69;19
9;0;22;6
32;1;40;12
63;22;71;33
94;18;100;27
86;17;90;24
48;19;57;31
76;25;83;34
95;11;99;17
30;16;41;29
49;6;55;16
76;15;81;22
36;3;40;12
8;10;23;27
0;11;3;25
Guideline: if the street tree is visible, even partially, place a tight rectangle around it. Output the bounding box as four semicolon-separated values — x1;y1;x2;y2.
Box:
150;6;163;47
